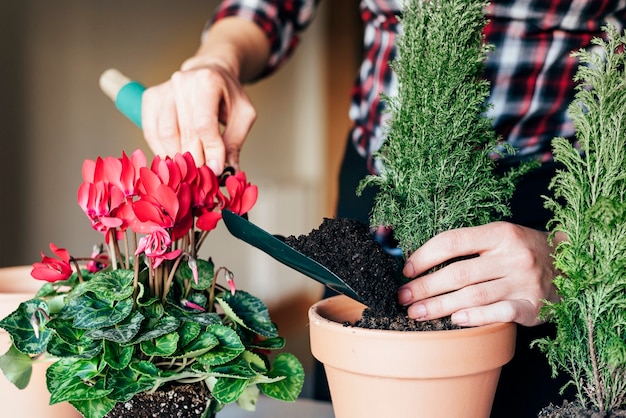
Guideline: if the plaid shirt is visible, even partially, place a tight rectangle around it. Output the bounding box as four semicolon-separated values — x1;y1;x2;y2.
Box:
211;0;626;171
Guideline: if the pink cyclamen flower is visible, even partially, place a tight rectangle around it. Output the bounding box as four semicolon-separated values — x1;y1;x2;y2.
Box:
187;256;199;285
132;167;193;240
195;209;223;232
224;172;258;216
77;178;125;240
191;164;221;212
227;276;236;296
181;299;206;312
107;150;147;198
31;243;73;282
135;226;182;269
223;269;236;296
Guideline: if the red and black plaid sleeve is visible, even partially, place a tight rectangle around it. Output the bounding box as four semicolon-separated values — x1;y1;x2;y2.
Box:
209;0;319;79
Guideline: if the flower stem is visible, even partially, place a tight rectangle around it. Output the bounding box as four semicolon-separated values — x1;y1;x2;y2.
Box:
108;229;118;270
133;232;139;299
70;258;84;283
162;256;183;303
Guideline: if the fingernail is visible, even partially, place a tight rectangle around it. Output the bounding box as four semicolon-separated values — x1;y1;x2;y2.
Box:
409;304;427;319
403;262;414;277
452;311;469;326
208;159;220;175
398;288;412;305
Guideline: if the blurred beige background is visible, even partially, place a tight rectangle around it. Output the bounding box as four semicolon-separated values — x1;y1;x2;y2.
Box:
0;0;361;397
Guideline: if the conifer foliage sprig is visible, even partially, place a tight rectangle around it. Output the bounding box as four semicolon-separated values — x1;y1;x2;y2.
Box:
359;0;529;257
536;24;626;413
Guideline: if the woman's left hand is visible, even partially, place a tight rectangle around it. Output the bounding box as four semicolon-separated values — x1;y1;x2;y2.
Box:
398;221;562;327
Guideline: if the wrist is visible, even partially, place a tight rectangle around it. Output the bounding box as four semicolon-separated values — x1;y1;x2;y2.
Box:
180;46;240;79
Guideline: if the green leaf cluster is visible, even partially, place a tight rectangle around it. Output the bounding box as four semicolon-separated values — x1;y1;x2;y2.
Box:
359;0;531;257
535;24;626;413
0;260;304;418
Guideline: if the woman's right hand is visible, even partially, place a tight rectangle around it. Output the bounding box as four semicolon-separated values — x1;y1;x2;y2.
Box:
141;63;256;174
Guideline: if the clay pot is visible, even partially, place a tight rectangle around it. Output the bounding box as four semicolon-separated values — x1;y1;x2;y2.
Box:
309;295;516;418
0;266;81;417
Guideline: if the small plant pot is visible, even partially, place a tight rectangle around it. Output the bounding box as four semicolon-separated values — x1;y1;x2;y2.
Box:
0;266;81;417
309;295;516;418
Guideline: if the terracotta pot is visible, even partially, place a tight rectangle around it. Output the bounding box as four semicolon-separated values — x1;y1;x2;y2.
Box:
309;295;516;418
0;266;81;417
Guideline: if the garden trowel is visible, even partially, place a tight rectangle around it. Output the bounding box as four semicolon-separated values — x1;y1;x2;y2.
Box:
222;210;364;304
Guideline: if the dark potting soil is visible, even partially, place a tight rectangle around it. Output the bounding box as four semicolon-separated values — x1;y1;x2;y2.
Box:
284;217;459;331
538;400;626;418
105;383;210;418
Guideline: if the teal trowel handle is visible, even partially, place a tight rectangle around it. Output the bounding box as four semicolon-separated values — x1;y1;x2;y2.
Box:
99;68;145;128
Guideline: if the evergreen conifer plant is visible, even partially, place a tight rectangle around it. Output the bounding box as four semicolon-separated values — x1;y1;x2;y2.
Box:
536;24;626;415
359;0;530;257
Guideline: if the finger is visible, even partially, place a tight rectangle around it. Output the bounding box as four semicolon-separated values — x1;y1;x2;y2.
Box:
403;222;513;277
171;71;221;166
406;276;507;321
191;72;226;172
220;95;256;172
399;252;504;305
451;299;540;327
142;85;178;157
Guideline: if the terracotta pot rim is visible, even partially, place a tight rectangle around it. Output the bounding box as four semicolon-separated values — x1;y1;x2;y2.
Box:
309;294;514;339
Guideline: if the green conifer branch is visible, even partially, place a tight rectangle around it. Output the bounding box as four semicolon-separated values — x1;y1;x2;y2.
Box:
359;0;529;257
537;24;626;412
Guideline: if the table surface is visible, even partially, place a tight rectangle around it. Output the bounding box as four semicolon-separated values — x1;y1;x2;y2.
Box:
220;396;335;418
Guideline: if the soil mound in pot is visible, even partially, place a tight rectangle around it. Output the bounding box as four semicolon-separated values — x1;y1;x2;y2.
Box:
285;217;459;331
105;383;209;418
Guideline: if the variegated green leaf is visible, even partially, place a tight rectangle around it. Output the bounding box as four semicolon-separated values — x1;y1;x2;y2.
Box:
176;258;214;290
179;329;219;358
46;331;102;359
235;384;260;411
138;296;164;320
48;371;112;404
65;294;133;329
250;336;285;351
210;355;259;379
0;343;34;389
212;377;249;404
132;314;180;344
217;291;278;338
107;364;158;402
103;340;134;370
70;269;134;302
168;305;222;327
242;350;268;373
259;353;304;402
0;299;52;354
85;311;145;344
46;357;104;394
129;359;161;377
140;332;179;357
70;397;117;418
178;321;201;347
196;324;244;366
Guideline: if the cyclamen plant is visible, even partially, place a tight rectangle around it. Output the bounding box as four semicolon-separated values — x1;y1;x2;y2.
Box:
0;150;304;418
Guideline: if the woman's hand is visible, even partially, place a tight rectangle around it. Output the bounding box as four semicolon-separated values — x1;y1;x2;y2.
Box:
398;222;562;327
140;17;269;173
141;63;256;173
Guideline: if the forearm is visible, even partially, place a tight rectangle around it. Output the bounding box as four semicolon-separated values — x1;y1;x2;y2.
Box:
181;16;270;83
